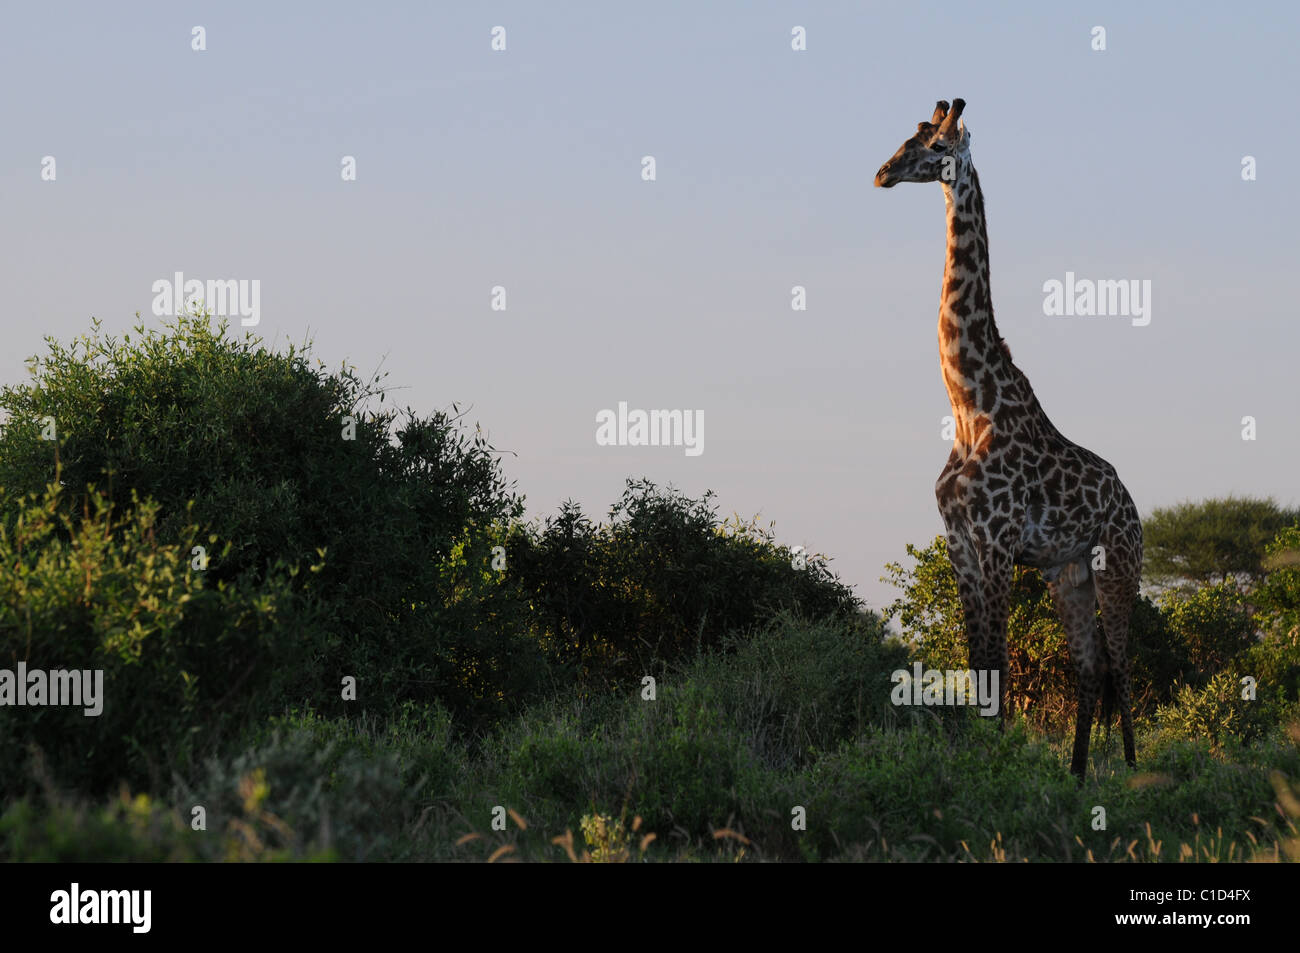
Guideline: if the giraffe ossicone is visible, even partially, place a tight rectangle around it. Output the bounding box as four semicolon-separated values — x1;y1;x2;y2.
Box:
875;98;1143;781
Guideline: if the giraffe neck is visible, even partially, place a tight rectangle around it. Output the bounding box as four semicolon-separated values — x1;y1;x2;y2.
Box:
939;165;1009;438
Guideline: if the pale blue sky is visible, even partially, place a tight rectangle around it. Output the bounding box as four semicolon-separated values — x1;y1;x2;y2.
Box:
3;2;1296;612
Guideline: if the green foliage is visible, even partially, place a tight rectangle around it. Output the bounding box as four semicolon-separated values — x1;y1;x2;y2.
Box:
1238;637;1300;714
1142;496;1299;591
1125;594;1191;709
0;791;198;862
479;675;771;844
882;536;1079;728
1256;526;1300;643
477;611;904;842
0;704;462;862
0;480;297;799
1154;672;1275;749
617;687;770;837
4;625;1299;861
881;535;1264;726
580;812;647;863
174;716;431;861
797;719;1074;860
679;612;909;770
880;538;964;657
509;480;861;682
0;313;544;731
1156;580;1256;681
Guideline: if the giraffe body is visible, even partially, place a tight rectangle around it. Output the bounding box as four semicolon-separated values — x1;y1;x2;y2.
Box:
876;99;1141;780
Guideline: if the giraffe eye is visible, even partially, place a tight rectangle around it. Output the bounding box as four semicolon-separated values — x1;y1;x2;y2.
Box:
930;143;946;152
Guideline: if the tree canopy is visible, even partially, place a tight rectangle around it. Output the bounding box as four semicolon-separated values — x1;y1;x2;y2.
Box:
1141;496;1300;590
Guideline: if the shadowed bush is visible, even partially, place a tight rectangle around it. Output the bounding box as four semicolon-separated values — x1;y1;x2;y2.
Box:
0;481;300;800
0;314;547;735
509;484;862;683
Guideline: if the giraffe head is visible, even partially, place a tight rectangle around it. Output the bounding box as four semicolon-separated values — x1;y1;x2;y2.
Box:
874;98;969;188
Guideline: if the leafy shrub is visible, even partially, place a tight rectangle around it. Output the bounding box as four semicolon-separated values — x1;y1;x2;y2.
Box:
580;812;652;863
0;314;545;730
882;536;1243;730
677;611;910;770
1157;581;1257;681
480;611;906;845
0;790;198;862
1237;637;1300;716
883;537;1072;724
615;683;772;839
173;718;429;861
796;719;1072;860
0;481;297;799
1154;672;1275;748
1256;525;1300;644
510;481;861;682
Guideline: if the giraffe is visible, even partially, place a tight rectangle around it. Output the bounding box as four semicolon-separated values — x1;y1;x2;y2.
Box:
874;98;1142;780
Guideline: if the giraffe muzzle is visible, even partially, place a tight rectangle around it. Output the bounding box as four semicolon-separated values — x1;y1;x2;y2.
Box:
874;163;897;188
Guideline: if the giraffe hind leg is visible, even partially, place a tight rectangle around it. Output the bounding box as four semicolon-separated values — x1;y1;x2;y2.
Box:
1048;564;1102;781
1095;549;1140;770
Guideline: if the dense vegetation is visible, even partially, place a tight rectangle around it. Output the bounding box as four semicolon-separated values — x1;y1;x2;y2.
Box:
1;315;1297;861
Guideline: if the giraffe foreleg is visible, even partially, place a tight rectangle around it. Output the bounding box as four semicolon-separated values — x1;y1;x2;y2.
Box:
972;539;1015;727
942;522;989;675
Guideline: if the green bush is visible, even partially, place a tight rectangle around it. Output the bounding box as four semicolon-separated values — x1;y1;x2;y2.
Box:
0;314;547;731
1256;525;1300;643
1238;637;1300;715
1;704;464;862
479;611;907;844
796;719;1072;860
0;791;198;862
1157;581;1257;682
174;717;425;861
883;537;1075;726
1154;672;1278;749
0;481;298;799
509;482;861;683
675;611;910;771
4;654;1298;862
882;535;1247;729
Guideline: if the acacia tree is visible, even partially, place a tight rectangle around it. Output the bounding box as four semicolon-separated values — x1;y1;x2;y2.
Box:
1142;496;1300;592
